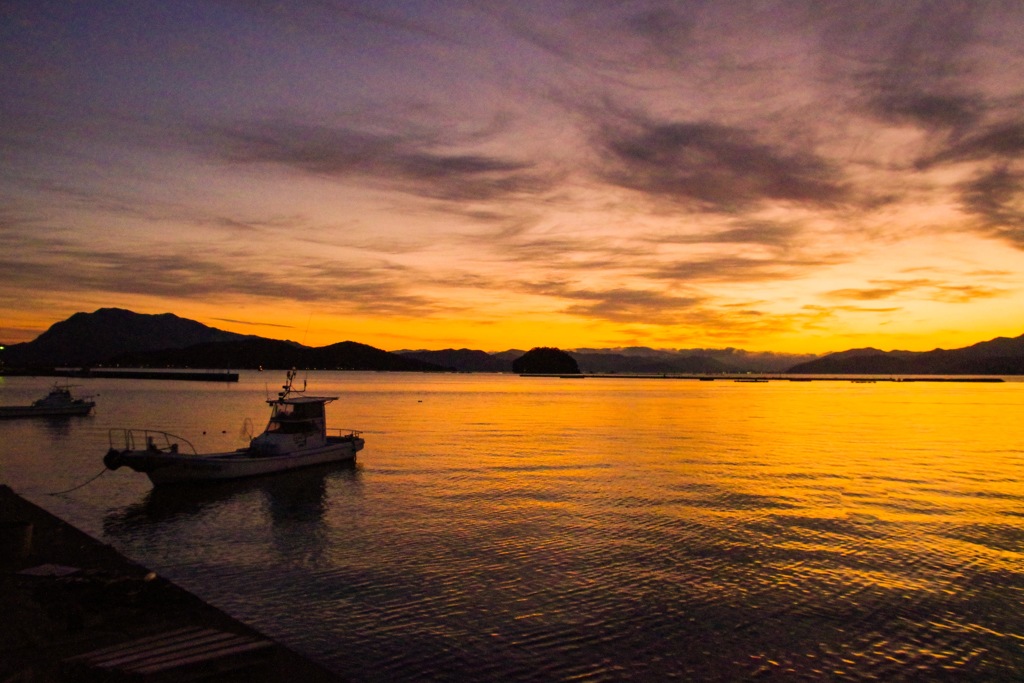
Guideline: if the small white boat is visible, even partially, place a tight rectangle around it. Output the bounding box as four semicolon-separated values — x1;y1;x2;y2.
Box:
104;370;363;486
0;384;96;418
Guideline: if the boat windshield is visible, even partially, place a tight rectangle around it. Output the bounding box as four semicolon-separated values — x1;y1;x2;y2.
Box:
265;401;324;434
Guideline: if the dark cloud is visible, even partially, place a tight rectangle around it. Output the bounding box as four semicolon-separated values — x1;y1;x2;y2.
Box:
624;7;696;51
827;278;1005;304
932;284;1005;303
596;118;847;211
920;121;1024;168
648;255;836;283
652;222;802;249
959;166;1024;246
202;119;552;201
866;91;983;131
826;286;905;301
832;1;988;113
0;239;440;317
519;280;704;325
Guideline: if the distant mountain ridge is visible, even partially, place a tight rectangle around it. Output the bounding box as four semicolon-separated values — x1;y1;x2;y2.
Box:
3;308;1022;375
398;349;511;373
0;308;439;371
113;339;441;372
570;351;738;375
787;335;1024;375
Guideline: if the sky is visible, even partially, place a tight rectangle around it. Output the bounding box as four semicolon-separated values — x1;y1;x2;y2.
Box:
3;1;1024;354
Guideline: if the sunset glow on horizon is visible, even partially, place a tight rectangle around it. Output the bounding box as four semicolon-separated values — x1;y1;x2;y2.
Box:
3;2;1024;354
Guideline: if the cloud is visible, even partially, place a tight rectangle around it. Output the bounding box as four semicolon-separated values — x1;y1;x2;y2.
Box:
648;255;838;283
595;117;848;211
516;279;703;325
866;91;983;131
959;166;1024;247
920;121;1024;168
0;232;443;317
826;278;1006;304
201;119;554;202
650;222;803;249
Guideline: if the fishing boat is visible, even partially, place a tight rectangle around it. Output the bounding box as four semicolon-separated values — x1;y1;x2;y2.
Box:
0;384;96;418
104;370;364;486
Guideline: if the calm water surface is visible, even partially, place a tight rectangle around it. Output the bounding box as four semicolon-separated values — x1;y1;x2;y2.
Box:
1;372;1023;681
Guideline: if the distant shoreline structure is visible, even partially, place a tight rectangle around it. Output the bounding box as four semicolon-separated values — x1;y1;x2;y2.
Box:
519;374;1005;383
1;368;239;382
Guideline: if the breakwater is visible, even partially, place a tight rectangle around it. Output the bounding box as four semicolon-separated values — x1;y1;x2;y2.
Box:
2;368;240;382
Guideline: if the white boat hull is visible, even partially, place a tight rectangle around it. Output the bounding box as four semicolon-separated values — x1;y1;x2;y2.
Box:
106;436;363;486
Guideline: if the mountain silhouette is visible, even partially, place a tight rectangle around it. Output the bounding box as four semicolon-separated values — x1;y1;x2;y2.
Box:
786;335;1024;375
3;308;1022;375
2;308;439;371
112;338;441;371
2;308;249;367
570;352;738;374
397;349;513;373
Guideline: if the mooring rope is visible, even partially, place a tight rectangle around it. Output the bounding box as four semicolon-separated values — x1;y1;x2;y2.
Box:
47;467;108;495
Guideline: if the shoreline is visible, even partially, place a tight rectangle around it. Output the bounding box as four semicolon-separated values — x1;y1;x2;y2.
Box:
0;484;345;682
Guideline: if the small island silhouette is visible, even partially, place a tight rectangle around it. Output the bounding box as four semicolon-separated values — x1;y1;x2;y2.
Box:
511;347;581;375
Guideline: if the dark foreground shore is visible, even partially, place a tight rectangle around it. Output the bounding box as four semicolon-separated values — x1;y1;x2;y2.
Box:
0;485;345;682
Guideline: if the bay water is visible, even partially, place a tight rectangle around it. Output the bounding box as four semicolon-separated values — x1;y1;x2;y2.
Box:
1;372;1022;681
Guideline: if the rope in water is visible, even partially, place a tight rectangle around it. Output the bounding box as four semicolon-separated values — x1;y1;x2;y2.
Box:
48;467;108;495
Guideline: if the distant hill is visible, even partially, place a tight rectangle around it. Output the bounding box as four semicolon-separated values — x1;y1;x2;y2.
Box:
513;347;580;374
398;349;512;372
570;352;738;374
569;346;818;373
113;338;441;371
1;308;249;367
787;335;1024;374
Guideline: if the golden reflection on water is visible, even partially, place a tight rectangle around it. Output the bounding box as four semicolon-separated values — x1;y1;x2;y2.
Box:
4;373;1023;681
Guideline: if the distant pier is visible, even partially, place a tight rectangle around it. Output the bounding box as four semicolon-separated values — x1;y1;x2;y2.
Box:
2;368;239;382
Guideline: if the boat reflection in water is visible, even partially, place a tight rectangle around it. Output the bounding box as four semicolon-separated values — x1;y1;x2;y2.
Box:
105;461;359;528
103;461;361;570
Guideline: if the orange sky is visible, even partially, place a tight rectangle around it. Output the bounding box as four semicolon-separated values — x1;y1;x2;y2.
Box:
3;2;1024;354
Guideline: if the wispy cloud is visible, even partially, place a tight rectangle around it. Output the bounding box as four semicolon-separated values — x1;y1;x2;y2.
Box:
827;278;1006;304
594;116;848;211
959;166;1024;246
201;119;555;202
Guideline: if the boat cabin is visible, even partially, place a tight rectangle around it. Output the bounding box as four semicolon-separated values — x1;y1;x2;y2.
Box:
249;395;337;455
266;397;330;434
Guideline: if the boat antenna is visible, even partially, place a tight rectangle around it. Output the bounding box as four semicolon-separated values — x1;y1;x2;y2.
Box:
279;368;306;399
301;312;313;386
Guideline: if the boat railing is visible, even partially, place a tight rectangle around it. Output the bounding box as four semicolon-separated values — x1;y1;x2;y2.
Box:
108;428;199;455
326;428;362;439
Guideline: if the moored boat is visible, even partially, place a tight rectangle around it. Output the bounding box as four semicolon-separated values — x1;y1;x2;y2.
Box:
104;370;364;486
0;384;96;418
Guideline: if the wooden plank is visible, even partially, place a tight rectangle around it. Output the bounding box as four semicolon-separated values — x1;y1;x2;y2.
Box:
90;631;242;668
66;627;274;680
64;627;206;661
132;639;274;675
